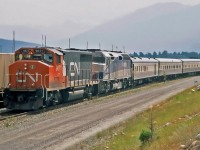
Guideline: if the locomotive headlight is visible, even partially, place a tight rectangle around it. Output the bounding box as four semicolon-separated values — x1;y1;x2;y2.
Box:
24;63;27;66
24;67;27;70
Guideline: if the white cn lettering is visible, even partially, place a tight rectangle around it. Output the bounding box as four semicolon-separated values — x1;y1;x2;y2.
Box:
70;62;80;76
16;72;39;83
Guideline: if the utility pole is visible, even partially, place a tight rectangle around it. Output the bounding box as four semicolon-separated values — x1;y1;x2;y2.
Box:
86;41;88;49
12;30;15;52
45;35;46;47
123;46;125;53
42;35;44;47
69;38;71;49
99;42;101;50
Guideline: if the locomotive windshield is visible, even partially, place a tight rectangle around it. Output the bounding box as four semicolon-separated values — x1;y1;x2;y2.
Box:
32;54;42;60
44;54;53;63
92;52;105;63
15;48;54;64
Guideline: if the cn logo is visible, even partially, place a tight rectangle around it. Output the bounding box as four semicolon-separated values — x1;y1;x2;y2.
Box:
16;72;39;83
70;62;80;76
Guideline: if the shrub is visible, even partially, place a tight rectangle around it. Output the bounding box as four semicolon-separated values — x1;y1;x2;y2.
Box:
139;130;152;144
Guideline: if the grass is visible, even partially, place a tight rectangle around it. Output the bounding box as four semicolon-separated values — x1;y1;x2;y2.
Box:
91;87;200;150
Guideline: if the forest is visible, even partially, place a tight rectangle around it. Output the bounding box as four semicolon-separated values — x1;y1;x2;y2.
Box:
129;50;200;59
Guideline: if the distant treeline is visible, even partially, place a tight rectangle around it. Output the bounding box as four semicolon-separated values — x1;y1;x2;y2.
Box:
129;50;200;59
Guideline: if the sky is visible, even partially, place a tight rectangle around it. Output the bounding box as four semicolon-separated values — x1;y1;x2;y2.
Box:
1;0;200;45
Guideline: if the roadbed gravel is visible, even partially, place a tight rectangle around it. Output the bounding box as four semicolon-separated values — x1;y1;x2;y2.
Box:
0;76;199;150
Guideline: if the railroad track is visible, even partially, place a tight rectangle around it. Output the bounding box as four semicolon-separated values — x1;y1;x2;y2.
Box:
0;111;28;122
0;76;199;150
0;82;166;123
0;83;152;122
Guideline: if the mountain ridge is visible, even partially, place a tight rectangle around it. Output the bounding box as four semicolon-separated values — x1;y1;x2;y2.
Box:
68;2;200;53
0;38;40;53
1;2;200;53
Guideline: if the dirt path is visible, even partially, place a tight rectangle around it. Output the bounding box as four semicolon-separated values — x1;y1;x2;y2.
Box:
0;77;199;150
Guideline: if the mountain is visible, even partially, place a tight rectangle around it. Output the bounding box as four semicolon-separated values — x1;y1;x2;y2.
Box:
0;38;40;53
69;3;200;53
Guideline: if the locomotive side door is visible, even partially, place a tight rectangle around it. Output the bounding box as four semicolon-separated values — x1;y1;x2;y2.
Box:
54;53;65;88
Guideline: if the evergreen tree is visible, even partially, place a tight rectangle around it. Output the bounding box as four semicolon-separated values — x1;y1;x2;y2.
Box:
152;51;157;58
158;51;162;57
147;52;152;58
162;50;168;58
139;52;144;57
133;52;138;57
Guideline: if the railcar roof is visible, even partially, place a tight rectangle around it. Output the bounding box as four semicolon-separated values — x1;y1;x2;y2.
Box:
101;51;122;58
0;53;14;55
60;48;92;54
155;58;182;63
180;59;200;62
16;47;64;55
47;48;63;55
109;51;122;57
131;57;158;63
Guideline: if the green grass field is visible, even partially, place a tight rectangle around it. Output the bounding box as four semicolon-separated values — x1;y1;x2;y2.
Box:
91;87;200;150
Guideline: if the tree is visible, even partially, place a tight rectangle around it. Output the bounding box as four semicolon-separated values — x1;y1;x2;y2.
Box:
133;52;138;57
139;52;144;57
152;51;157;58
161;50;168;58
172;52;178;58
146;52;152;58
158;51;162;57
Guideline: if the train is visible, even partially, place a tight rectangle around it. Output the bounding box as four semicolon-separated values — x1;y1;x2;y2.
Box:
0;53;15;108
2;47;200;110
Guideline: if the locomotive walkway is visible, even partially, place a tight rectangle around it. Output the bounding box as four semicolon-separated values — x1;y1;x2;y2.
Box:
0;76;199;150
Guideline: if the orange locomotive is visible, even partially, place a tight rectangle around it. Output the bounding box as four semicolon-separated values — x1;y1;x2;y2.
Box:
3;47;93;110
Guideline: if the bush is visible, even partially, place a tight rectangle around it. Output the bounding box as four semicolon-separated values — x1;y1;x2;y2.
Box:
139;130;152;144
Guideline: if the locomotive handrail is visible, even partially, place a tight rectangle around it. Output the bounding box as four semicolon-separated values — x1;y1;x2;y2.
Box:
44;74;49;100
44;74;49;88
36;73;44;99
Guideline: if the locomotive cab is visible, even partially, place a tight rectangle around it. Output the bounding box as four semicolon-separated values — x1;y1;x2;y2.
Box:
4;47;65;110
